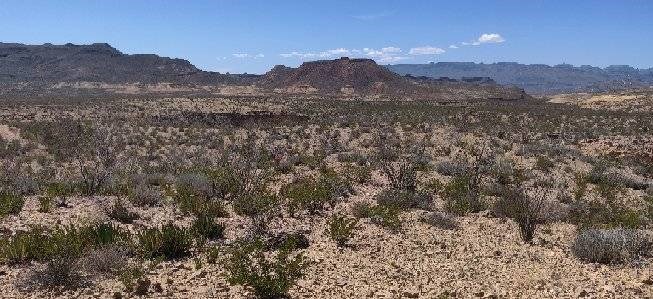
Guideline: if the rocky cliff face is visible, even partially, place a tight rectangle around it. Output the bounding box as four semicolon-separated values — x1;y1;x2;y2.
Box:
0;43;256;85
386;62;653;94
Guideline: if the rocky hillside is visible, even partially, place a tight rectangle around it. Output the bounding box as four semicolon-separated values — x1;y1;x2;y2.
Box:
260;57;527;100
0;43;257;85
260;57;412;94
387;62;653;94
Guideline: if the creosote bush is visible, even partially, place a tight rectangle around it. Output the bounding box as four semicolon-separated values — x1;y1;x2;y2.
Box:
441;175;485;216
352;202;402;232
494;184;550;243
326;214;358;247
225;238;310;299
0;191;24;217
136;223;194;260
281;177;336;216
375;189;433;211
572;229;651;264
0;222;129;264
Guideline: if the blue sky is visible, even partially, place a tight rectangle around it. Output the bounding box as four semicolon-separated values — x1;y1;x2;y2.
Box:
1;0;652;74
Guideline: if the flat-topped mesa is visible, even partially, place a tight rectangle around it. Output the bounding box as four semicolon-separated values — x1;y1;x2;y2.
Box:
260;57;412;94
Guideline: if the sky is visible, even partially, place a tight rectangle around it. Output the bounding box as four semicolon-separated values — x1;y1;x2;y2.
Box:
1;0;652;74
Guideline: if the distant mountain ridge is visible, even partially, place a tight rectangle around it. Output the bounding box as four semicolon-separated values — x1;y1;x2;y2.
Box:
260;57;527;100
386;62;653;94
0;42;257;85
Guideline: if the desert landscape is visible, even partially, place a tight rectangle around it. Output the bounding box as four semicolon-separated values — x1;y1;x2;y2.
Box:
1;2;653;298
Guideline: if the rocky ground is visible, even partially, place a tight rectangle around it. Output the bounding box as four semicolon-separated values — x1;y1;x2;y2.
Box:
1;92;652;298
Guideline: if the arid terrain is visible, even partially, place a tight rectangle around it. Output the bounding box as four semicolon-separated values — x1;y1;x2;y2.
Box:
0;81;652;298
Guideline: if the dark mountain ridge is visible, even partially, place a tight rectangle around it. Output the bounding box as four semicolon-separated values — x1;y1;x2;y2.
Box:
386;62;653;94
0;42;257;85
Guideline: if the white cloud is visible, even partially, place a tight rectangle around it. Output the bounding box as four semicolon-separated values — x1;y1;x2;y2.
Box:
232;53;265;59
461;33;506;47
477;33;505;44
449;45;458;49
280;47;407;63
409;46;445;55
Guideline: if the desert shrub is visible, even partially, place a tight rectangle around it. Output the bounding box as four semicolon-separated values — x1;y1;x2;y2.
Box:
345;164;372;184
45;181;77;207
493;185;550;243
0;223;129;264
572;229;651;264
281;177;336;216
176;173;213;199
351;202;373;218
233;189;279;235
568;199;646;229
201;167;242;198
266;232;310;251
573;173;589;201
136;223;194;260
381;161;417;192
353;203;402;231
174;186;227;217
192;214;225;242
326;214;358;247
79;245;129;275
225;238;310;299
119;265;146;293
37;196;52;213
441;175;486;216
106;199;139;224
435;160;468;177
374;189;433;211
26;255;85;291
128;184;163;207
0;191;24;217
534;156;555;171
420;212;458;230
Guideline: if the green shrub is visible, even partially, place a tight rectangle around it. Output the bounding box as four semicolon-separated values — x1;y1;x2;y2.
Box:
174;187;227;217
0;191;24;216
374;189;432;211
45;181;77;207
233;190;280;235
203;167;245;199
568;199;646;229
441;175;486;216
225;238;310;299
353;203;402;232
0;223;128;264
192;214;225;242
534;156;555;171
281;177;335;216
326;214;358;247
136;223;194;260
37;196;52;213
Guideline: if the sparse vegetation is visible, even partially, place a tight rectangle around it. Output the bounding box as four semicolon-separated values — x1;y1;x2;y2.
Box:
225;238;310;299
326;214;358;247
